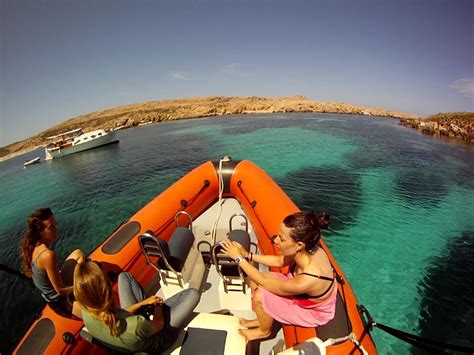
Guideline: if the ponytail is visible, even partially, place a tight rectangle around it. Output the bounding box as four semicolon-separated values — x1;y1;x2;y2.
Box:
74;262;120;336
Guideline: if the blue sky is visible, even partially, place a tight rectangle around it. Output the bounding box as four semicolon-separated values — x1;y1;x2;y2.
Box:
1;0;473;147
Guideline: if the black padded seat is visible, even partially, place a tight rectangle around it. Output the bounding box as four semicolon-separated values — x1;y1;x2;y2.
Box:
138;232;169;266
316;291;352;340
179;328;227;354
168;227;195;272
213;229;250;278
17;318;55;355
102;221;141;255
139;229;195;275
228;229;250;251
80;328;149;354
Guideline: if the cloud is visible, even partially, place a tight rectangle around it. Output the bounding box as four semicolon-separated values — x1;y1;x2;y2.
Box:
221;63;249;77
169;72;191;81
449;78;474;97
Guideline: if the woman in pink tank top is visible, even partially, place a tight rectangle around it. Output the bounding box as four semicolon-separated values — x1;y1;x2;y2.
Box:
221;211;337;341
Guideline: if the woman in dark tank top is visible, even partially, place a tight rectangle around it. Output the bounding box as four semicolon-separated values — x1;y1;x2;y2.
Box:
20;207;86;318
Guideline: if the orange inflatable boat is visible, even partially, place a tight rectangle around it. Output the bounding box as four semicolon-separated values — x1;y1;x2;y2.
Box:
15;158;377;354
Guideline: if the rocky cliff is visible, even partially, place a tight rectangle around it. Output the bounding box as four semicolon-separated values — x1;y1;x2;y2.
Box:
1;96;418;160
400;112;474;143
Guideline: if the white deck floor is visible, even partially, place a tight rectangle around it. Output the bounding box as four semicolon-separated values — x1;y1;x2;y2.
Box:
157;198;285;355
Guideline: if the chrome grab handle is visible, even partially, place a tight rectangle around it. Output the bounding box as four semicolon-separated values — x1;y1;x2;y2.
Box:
229;213;248;233
175;210;193;229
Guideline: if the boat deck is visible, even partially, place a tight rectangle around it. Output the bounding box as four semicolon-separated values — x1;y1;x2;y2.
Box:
154;198;285;354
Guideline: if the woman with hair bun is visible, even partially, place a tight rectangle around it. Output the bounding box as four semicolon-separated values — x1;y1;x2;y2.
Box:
20;207;85;318
221;211;336;341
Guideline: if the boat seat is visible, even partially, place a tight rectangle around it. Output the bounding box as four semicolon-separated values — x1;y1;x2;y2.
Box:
139;211;204;291
139;229;193;288
80;327;130;354
211;213;251;293
316;290;352;340
16;318;55;355
282;288;353;349
168;313;246;355
80;327;151;354
80;313;246;355
167;227;195;272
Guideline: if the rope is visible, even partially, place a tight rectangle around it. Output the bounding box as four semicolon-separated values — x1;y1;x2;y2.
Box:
211;158;225;244
154;179;210;236
322;333;368;355
236;181;274;256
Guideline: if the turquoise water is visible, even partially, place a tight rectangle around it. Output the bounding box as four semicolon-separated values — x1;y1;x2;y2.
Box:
1;114;473;354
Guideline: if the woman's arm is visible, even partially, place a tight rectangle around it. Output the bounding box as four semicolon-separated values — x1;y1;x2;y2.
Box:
125;295;165;332
228;241;291;268
251;253;290;268
151;304;164;332
124;295;163;314
242;259;312;296
221;242;312;296
41;250;69;296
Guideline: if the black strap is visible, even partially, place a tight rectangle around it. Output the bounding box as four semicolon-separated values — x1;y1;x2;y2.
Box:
375;322;474;353
0;263;33;284
300;272;334;282
312;280;335;299
358;305;474;353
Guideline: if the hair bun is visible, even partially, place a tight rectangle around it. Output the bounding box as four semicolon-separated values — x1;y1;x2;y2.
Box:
316;211;330;229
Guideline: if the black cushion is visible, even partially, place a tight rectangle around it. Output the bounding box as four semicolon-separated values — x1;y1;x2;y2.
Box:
168;227;195;272
316;291;352;340
17;318;56;355
228;229;250;252
179;328;227;355
211;244;241;278
102;221;141;255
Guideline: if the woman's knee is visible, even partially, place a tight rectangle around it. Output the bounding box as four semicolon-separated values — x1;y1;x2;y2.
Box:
177;288;200;306
184;288;200;306
253;288;264;305
118;272;134;286
67;249;85;262
167;288;200;311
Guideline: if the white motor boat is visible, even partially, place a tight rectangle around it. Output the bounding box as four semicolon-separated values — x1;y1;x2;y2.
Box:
44;128;119;160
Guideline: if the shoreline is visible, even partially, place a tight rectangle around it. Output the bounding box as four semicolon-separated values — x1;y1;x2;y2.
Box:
399;113;473;144
0;95;421;162
0;146;44;163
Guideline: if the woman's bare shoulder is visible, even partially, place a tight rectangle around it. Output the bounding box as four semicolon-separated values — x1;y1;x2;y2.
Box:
34;246;56;267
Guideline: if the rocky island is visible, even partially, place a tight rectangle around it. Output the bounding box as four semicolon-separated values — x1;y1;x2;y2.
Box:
0;95;429;161
400;112;474;143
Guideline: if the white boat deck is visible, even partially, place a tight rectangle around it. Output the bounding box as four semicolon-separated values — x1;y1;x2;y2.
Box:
156;198;285;355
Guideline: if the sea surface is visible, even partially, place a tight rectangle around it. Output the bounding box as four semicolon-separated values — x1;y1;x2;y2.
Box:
1;114;473;354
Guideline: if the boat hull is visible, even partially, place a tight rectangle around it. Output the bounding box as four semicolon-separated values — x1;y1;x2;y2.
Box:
14;160;376;354
23;157;41;167
44;132;118;160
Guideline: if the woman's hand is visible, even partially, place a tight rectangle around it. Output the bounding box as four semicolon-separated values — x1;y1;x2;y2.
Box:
220;240;245;260
140;295;164;307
